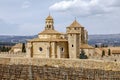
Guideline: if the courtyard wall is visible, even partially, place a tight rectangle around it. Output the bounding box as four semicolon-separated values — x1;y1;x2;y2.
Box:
0;58;120;80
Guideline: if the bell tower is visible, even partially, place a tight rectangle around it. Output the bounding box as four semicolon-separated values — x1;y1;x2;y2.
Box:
45;14;54;30
67;20;83;58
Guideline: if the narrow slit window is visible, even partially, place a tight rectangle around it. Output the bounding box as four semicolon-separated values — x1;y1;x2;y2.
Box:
61;47;64;52
72;45;74;47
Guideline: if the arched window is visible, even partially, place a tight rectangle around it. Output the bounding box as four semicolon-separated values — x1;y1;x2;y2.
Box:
39;47;43;51
70;34;73;36
61;47;64;52
74;28;77;30
47;25;49;29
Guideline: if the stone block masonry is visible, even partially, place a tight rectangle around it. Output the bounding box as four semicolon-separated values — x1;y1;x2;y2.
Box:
0;58;120;80
0;64;119;80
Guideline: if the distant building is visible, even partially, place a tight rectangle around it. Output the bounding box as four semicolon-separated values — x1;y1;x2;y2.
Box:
10;43;23;53
112;50;120;56
26;15;94;58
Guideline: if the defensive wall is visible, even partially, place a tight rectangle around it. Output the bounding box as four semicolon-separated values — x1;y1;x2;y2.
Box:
0;58;120;80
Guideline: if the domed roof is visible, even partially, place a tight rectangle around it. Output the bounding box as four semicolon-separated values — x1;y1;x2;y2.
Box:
39;29;61;35
46;15;53;20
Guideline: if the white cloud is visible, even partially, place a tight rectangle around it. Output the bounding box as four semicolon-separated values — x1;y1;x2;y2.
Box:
49;0;120;16
22;1;31;9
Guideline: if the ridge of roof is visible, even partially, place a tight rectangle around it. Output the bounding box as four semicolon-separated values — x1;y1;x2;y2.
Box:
68;20;83;28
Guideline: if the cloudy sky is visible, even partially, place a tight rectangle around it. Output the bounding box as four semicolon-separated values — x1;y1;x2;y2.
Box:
0;0;120;35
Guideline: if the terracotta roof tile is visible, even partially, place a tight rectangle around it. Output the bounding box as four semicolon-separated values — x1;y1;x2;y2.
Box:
39;29;61;35
80;44;94;49
68;20;83;28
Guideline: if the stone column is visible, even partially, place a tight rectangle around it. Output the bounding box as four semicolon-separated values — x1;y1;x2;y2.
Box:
46;47;50;58
57;46;61;58
51;42;56;58
26;42;32;58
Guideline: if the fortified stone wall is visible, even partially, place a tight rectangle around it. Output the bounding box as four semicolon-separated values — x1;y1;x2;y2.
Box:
0;64;119;80
0;58;120;71
0;52;26;58
0;58;120;80
89;55;120;62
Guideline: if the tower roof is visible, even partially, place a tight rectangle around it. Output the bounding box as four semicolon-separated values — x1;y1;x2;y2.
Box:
68;20;83;28
46;15;53;20
39;29;61;35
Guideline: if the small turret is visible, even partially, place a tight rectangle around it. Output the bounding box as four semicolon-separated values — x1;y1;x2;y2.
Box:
45;14;54;30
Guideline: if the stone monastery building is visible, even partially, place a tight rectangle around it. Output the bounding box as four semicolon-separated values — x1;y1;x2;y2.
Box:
26;15;94;58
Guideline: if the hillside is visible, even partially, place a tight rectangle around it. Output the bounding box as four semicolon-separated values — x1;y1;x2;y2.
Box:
0;34;120;46
88;34;120;46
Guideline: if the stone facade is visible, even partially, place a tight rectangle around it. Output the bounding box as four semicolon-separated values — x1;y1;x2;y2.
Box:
0;64;119;80
0;58;120;71
0;58;120;80
10;43;23;53
89;47;120;61
27;15;94;59
27;41;68;58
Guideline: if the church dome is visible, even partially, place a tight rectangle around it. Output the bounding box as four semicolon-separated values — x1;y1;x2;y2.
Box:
39;29;61;35
46;15;53;20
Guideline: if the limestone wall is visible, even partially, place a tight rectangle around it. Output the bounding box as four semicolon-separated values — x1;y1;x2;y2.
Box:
56;42;69;58
0;58;120;71
0;58;120;79
0;52;26;58
0;64;119;80
32;42;49;58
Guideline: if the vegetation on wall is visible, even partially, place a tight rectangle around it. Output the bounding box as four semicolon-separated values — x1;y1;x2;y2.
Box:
0;46;11;52
22;43;26;53
80;49;88;59
108;49;111;56
101;50;105;57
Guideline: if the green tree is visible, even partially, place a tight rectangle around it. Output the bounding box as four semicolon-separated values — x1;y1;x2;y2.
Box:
80;49;88;59
2;46;6;52
6;47;11;52
108;49;111;56
0;46;1;51
101;50;105;57
95;44;98;48
22;43;26;53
